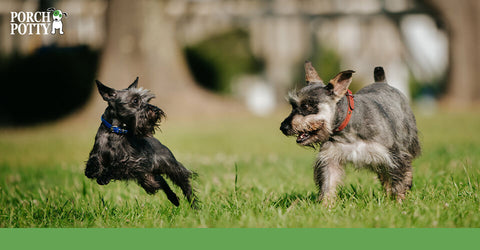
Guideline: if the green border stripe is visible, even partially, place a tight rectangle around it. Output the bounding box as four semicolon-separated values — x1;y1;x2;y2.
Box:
1;229;478;250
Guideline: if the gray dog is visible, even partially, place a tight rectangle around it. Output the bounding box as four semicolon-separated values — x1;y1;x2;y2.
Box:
280;61;420;203
85;78;196;207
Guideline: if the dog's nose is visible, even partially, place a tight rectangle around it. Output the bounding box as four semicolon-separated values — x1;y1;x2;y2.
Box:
280;120;292;135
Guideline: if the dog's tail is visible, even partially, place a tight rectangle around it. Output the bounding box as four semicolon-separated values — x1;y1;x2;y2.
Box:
374;66;386;83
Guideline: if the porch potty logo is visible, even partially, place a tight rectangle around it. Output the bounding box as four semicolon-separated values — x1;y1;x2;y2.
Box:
10;7;68;35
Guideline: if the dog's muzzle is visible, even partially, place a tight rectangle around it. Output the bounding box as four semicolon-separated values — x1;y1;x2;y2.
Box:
280;116;295;136
147;104;164;121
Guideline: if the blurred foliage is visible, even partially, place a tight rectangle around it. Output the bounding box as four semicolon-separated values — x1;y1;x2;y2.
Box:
409;73;448;100
295;45;364;93
0;46;99;125
184;29;264;94
310;46;342;83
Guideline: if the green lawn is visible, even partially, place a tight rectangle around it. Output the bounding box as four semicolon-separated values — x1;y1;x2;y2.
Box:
0;110;479;227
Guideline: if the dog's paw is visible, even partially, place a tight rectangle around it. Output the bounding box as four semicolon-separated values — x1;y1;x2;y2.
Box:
96;178;111;185
318;194;337;209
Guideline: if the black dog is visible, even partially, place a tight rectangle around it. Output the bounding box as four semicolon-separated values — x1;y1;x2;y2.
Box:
85;77;196;207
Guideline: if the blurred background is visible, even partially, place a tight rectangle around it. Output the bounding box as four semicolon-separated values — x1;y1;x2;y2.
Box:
2;0;480;228
0;0;479;124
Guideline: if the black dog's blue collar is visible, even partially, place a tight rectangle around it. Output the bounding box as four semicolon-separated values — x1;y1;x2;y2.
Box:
101;116;128;135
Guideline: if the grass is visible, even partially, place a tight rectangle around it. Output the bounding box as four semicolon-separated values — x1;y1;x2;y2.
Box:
0;110;479;228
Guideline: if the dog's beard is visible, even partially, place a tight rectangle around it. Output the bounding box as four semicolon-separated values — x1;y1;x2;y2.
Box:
296;128;331;148
295;125;331;147
134;105;165;136
290;119;331;148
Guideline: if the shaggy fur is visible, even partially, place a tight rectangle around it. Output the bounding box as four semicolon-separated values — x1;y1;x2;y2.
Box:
85;78;196;207
280;61;420;203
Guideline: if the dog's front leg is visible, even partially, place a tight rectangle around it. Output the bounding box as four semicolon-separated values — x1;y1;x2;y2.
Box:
314;150;344;206
85;155;101;179
86;154;110;185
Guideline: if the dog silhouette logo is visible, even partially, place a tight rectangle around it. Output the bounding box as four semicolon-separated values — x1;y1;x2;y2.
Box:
47;7;67;35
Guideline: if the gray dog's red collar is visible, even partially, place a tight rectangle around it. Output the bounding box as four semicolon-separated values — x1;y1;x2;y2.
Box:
334;89;354;132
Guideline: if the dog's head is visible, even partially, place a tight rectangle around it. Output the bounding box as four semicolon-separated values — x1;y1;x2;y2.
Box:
96;77;165;137
280;61;354;147
47;8;67;21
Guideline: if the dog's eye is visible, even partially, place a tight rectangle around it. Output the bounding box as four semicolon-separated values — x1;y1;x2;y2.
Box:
301;103;309;110
132;98;139;104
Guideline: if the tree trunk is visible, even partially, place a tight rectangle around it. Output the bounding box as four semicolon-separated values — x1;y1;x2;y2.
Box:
98;0;192;95
428;0;480;105
67;0;235;124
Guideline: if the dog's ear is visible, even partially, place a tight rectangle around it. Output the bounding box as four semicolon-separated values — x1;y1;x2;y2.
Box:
127;77;139;89
328;70;355;98
304;61;323;85
96;80;117;101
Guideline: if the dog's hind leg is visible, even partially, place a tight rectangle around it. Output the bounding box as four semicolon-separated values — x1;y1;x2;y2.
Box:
388;164;413;202
139;174;180;206
377;169;392;196
164;163;196;207
388;153;413;202
155;175;180;207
